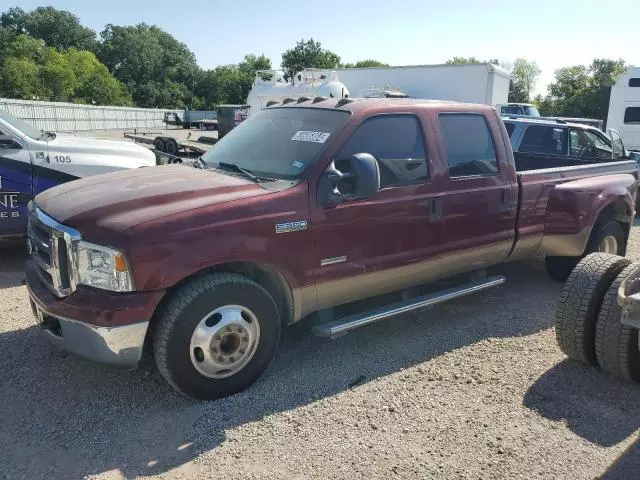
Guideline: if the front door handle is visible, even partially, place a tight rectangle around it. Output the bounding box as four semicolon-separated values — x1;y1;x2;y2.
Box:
500;188;511;212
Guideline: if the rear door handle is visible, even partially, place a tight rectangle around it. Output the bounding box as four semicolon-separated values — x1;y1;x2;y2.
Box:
429;198;443;221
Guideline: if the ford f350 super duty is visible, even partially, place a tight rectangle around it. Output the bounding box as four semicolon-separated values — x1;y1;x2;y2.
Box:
25;98;639;400
0;109;156;238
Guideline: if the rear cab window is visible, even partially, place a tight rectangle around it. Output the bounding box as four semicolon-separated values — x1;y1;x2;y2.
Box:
438;113;498;177
504;122;516;137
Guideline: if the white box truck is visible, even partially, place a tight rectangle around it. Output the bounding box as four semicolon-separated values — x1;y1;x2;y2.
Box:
334;63;510;106
607;67;640;152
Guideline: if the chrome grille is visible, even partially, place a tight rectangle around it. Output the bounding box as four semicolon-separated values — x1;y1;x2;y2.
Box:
27;203;80;297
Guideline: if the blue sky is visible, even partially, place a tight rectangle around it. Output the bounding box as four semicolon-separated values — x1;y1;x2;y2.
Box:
12;0;639;94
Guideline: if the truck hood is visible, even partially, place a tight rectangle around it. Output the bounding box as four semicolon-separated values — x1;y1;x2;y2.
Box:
50;135;156;166
35;165;270;233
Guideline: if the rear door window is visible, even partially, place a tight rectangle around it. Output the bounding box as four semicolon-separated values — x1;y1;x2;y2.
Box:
519;125;566;155
438;113;498;177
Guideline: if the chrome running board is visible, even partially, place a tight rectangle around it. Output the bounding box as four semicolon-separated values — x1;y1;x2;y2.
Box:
312;275;506;338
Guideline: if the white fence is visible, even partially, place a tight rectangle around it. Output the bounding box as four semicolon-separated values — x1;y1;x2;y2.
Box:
0;98;184;132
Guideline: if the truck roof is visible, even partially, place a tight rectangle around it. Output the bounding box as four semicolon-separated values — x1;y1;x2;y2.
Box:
270;97;494;114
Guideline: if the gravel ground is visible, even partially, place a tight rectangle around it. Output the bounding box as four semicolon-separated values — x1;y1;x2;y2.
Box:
1;228;640;479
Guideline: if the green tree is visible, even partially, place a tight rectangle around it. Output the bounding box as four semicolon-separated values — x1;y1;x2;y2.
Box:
1;7;97;52
0;29;129;104
281;38;341;80
66;49;130;105
0;33;47;98
40;47;76;100
193;54;272;109
0;7;27;34
541;59;625;119
0;26;12;54
0;57;40;98
99;23;199;108
508;58;541;102
5;32;45;61
341;59;389;68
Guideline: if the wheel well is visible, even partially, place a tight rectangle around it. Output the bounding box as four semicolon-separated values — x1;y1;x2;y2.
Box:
159;262;294;324
595;198;632;255
142;262;295;354
598;198;632;224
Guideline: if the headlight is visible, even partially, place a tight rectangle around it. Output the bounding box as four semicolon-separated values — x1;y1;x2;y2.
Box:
74;241;134;292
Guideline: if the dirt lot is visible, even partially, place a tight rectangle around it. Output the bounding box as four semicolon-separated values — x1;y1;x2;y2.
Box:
1;228;640;479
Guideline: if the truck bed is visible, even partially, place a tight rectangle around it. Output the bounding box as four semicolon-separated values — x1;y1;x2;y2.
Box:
509;160;638;261
514;151;622;172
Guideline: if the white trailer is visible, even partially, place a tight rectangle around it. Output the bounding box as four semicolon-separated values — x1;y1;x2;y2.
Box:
332;63;510;106
607;67;640;151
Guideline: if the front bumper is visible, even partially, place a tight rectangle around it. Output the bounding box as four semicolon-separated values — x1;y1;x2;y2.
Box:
618;264;640;330
26;258;165;367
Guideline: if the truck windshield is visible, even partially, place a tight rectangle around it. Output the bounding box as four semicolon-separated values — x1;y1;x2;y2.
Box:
201;108;350;179
0;109;44;140
523;106;540;117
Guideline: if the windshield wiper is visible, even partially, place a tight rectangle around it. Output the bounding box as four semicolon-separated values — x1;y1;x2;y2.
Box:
216;162;261;183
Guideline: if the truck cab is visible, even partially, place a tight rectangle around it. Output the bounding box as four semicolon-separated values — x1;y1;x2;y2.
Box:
0;109;156;238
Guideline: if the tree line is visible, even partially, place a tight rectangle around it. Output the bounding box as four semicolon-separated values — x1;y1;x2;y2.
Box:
445;56;626;121
0;7;628;120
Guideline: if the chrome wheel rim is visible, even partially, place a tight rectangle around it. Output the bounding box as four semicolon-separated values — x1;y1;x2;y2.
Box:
189;305;260;379
598;235;618;254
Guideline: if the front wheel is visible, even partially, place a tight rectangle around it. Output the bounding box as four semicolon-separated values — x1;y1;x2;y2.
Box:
153;273;281;400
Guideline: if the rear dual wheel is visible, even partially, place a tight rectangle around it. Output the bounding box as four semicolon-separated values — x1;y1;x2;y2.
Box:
595;263;640;381
555;252;640;381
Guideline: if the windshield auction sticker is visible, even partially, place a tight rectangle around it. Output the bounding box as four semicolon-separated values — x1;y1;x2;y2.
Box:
291;131;330;143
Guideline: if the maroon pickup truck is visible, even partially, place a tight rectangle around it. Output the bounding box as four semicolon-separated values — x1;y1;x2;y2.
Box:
25;98;638;400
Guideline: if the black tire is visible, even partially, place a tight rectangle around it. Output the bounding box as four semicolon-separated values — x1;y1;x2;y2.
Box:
595;263;640;381
545;256;580;282
545;220;626;282
555;253;631;365
153;137;165;153
165;138;179;156
153;273;281;400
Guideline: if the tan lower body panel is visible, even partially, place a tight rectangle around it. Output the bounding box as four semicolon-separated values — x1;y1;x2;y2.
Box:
541;228;591;257
291;241;512;322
